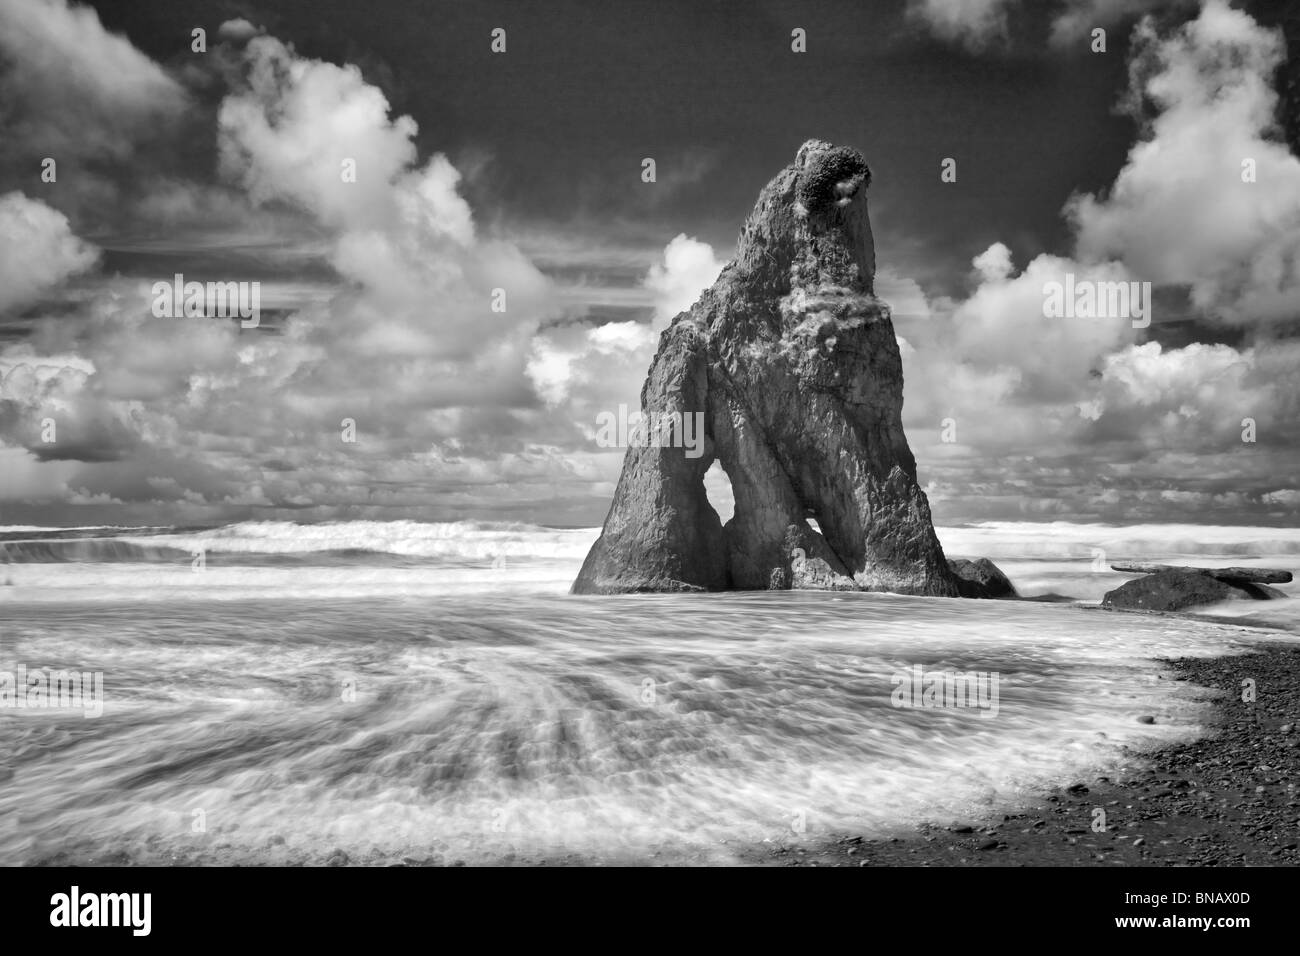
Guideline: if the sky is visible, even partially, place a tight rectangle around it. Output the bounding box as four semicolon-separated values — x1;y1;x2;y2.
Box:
0;0;1298;528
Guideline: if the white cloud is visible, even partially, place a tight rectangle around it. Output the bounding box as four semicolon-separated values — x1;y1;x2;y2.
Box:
526;233;721;411
526;319;656;411
892;1;1300;522
643;233;725;330
897;240;1300;520
0;192;98;312
217;34;553;368
1;1;1294;525
1069;0;1300;324
1088;339;1300;447
906;0;1013;51
218;37;423;232
971;241;1014;283
1263;489;1300;507
874;268;935;320
908;0;1200;52
0;30;568;516
1050;0;1194;47
0;0;187;159
903;245;1140;415
217;18;261;42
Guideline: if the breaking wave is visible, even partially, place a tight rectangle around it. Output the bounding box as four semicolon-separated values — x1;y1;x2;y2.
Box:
940;521;1300;559
0;520;598;564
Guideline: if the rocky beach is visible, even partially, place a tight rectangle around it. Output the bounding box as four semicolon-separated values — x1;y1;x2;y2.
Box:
750;641;1300;868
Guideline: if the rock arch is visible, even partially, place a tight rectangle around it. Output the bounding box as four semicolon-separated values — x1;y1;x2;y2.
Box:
573;140;959;597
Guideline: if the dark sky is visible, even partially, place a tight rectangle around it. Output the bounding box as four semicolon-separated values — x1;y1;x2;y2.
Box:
90;0;1138;296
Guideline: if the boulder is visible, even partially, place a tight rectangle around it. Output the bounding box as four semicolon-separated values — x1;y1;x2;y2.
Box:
947;558;1018;599
573;140;959;596
1102;568;1288;612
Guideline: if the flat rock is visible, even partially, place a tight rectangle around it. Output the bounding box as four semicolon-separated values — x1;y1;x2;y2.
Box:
1103;568;1287;612
1110;563;1292;584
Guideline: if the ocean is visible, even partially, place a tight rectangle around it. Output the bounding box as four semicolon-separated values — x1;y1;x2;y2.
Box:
1;520;1297;865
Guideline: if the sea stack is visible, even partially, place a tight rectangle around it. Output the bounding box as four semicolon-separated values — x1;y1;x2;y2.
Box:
573;139;960;596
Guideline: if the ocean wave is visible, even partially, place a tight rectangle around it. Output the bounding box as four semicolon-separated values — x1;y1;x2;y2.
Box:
938;521;1300;559
2;519;1296;570
0;520;598;565
0;540;192;565
114;520;600;561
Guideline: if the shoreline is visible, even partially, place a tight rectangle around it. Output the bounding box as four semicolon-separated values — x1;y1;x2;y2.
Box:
20;614;1299;869
741;643;1300;867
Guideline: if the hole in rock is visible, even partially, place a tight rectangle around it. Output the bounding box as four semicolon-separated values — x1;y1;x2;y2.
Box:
703;460;734;524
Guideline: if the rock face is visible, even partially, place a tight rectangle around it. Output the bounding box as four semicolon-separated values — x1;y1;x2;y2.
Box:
948;558;1018;600
573;139;959;596
1103;569;1288;612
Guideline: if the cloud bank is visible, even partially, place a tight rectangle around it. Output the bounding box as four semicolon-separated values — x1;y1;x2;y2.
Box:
0;0;1295;528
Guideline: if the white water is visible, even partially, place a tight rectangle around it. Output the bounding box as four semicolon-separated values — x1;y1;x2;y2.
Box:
3;519;1297;620
0;520;1296;864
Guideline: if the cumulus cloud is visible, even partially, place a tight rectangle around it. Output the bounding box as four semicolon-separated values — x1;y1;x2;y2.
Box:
1069;0;1300;324
971;241;1014;283
0;192;98;312
0;349;152;471
908;0;1198;51
0;29;566;520
642;233;725;330
902;246;1140;416
217;18;261;42
526;320;655;412
899;242;1300;520
1086;339;1300;449
218;36;551;363
906;0;1013;51
525;233;721;418
1050;0;1195;46
0;0;187;160
874;268;934;321
890;1;1300;521
521;232;725;512
218;38;423;232
1;0;1294;526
